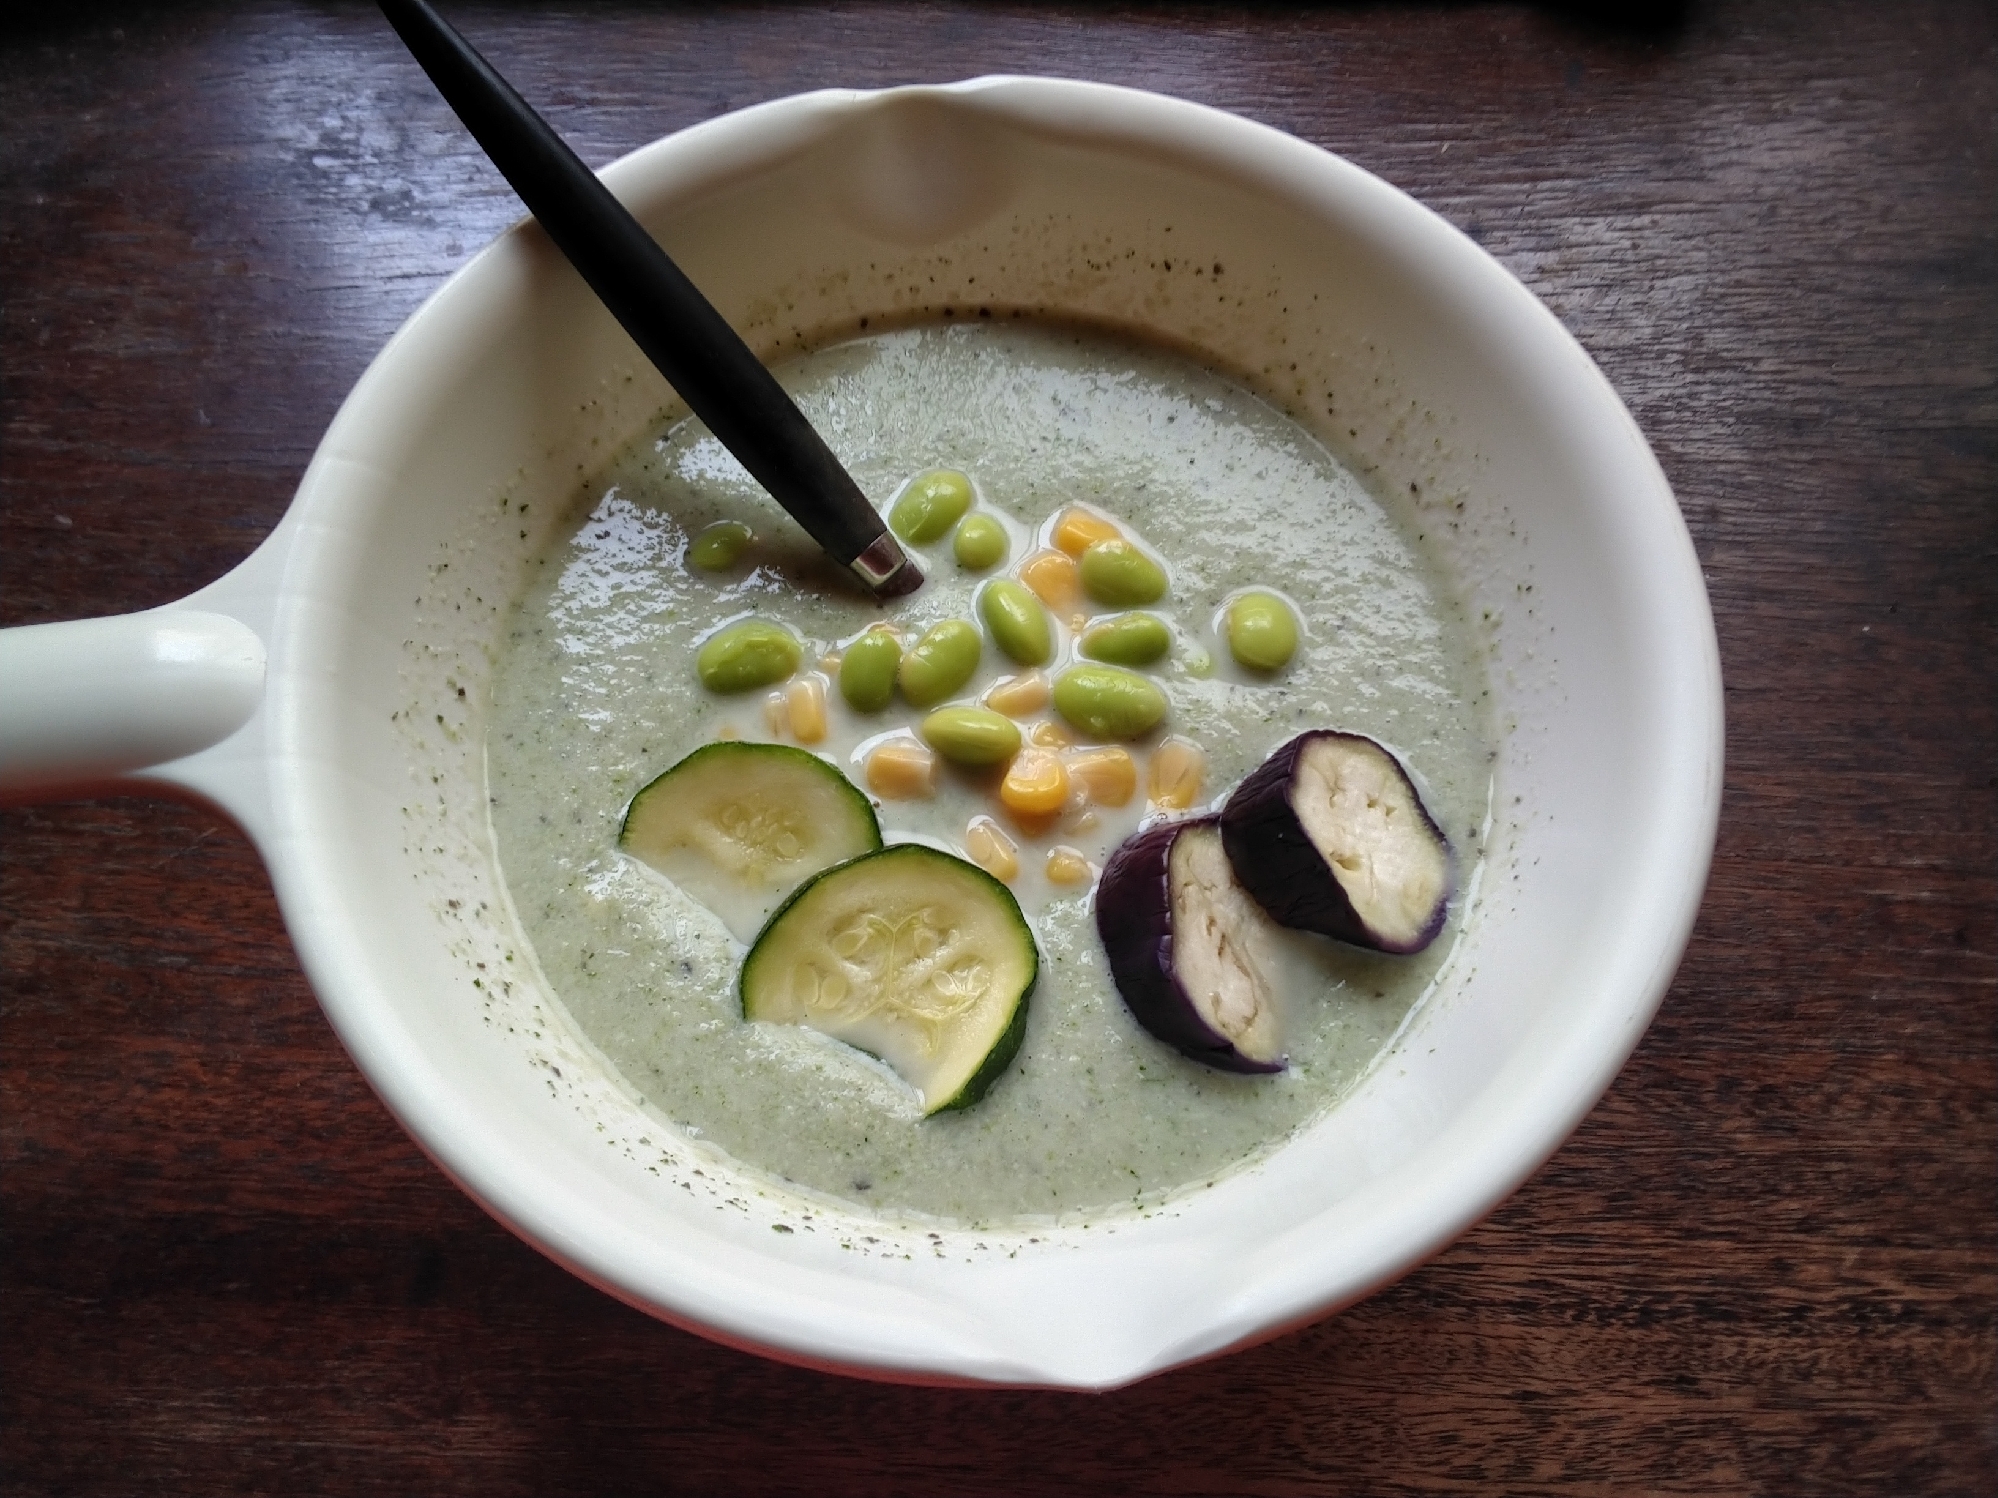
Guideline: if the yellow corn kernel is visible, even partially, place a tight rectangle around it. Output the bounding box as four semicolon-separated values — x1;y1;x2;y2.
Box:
1018;548;1081;609
762;692;787;737
1028;720;1071;749
865;739;937;799
1045;845;1094;886
1148;736;1207;810
1001;746;1070;817
1051;507;1122;556
786;673;827;744
964;815;1020;882
1064;745;1137;808
818;651;842;674
984;670;1050;718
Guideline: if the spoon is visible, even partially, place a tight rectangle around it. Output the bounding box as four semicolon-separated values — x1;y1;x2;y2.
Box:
376;0;922;599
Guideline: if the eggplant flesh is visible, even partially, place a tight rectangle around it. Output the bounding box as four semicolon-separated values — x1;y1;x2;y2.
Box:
1096;817;1284;1074
1222;731;1452;954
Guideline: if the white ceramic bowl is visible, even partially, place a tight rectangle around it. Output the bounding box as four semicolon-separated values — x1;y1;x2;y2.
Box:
0;78;1721;1388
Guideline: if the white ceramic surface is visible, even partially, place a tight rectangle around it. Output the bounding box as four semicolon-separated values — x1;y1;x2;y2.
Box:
0;78;1722;1389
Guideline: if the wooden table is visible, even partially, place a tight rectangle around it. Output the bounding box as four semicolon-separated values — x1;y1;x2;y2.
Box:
4;3;1992;1491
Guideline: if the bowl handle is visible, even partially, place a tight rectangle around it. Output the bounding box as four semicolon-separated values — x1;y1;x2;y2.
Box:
0;608;265;802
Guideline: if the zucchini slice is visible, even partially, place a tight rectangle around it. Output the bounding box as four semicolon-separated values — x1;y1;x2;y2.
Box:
619;742;882;942
741;844;1037;1114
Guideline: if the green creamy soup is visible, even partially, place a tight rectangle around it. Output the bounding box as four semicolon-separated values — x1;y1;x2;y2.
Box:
487;321;1491;1225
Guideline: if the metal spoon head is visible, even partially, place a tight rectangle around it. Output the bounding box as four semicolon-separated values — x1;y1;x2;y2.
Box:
849;533;924;599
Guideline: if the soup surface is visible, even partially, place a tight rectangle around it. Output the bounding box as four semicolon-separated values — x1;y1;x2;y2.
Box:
488;321;1490;1224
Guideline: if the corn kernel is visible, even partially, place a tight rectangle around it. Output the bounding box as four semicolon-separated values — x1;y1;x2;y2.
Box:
1028;720;1071;749
1045;845;1094;886
1001;746;1070;817
819;651;843;674
1051;507;1122;556
984;670;1050;717
1018;548;1081;609
865;739;937;799
964;815;1020;882
786;673;827;744
761;692;787;736
1064;745;1138;808
1148;736;1207;810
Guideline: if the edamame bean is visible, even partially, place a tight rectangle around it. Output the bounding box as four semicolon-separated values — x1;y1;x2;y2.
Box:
687;519;753;571
1225;591;1299;672
952;513;1009;571
1052;664;1169;740
1079;612;1171;667
838;627;902;713
897;618;982;706
889;469;974;544
1078;539;1167;606
920;706;1022;767
696;618;801;694
977;579;1053;667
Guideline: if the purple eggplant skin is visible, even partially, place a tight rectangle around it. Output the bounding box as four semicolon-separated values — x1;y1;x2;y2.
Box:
1221;730;1453;955
1096;817;1285;1074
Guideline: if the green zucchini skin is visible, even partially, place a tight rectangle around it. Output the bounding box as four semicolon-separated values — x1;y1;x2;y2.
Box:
741;844;1038;1115
931;983;1030;1112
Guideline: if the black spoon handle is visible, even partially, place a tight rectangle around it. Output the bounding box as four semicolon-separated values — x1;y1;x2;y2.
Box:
376;0;920;598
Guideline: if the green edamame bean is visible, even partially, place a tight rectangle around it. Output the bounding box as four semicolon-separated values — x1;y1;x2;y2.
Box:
952;513;1009;571
977;579;1053;667
696;618;801;694
838;627;902;713
1226;591;1299;672
1078;539;1168;606
1052;664;1169;741
889;469;974;544
897;618;982;707
919;706;1022;767
687;519;753;571
1079;612;1171;667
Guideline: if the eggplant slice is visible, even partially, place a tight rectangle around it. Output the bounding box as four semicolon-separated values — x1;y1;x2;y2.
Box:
1221;730;1452;954
1096;817;1285;1073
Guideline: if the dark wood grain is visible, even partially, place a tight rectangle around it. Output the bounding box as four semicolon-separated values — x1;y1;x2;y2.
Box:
3;3;1992;1493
